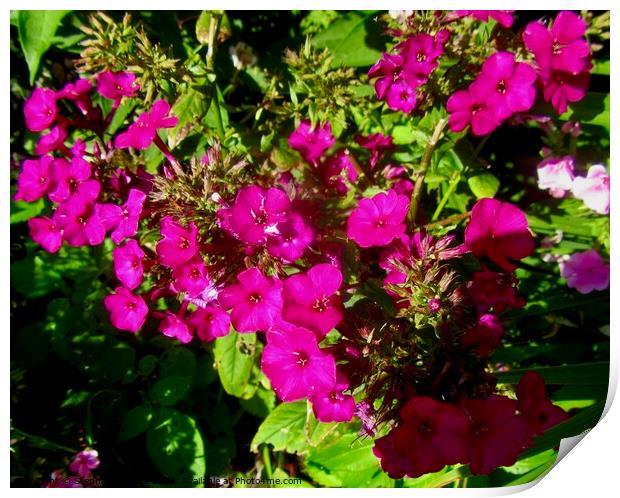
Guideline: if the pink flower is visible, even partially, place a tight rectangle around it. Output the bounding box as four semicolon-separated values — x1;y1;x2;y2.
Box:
158;312;193;343
24;88;57;132
48;157;101;205
56;79;94;116
347;189;409;248
114;100;178;150
14;156;53;202
104;287;149;332
536;156;575;197
113;239;145;290
97;71;140;103
187;304;231;342
461;314;504;357
265;213;313;263
464;198;535;271
355;133;393;169
69;449;100;478
467;270;526;314
399;33;444;78
469;52;537;121
222;185;291;245
288;120;335;164
320;150;358;195
369;53;420;103
559;249;610;294
460;395;531;475
98;189;147;244
373;397;471;478
541;70;590;114
34;126;67;155
172;257;211;297
155;216;199;268
261;321;336;402
28;216;63;253
523;11;590;77
516;372;570;436
385;81;418;114
309;373;355;422
447;86;500;136
54;201;106;247
571;165;610;215
454;10;514;28
218;267;283;333
282;263;343;339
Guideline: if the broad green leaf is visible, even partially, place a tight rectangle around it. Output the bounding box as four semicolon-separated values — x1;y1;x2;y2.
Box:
168;86;210;148
304;432;394;487
250;400;307;454
391;125;429;145
10;198;45;224
403;465;470;488
160;347;197;379
213;331;256;398
467;173;500;199
495;362;609;385
150;376;191;406
146;408;206;486
118;405;155;442
312;11;386;67
270;468;314;488
11;255;64;298
17;10;71;84
591;60;610;75
240;386;276;418
138;355;158;376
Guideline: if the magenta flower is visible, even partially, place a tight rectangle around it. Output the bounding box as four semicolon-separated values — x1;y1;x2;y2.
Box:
355;133;393;169
399;33;444;78
172;257;211;297
523;11;590;76
104;287;149;332
447;86;500;136
517;372;570;436
24;88;57;132
454;10;514;28
114;100;178;150
113;239;145;290
98;189;147;244
187;304;231;342
559;249;610;294
97;71;140;103
48;157;101;205
368;52;423;105
155;216;199;268
469;52;537;120
261;321;336;402
223;185;291;245
265;213;313;263
28;216;63;253
69;449;100;478
56;78;93;116
310;373;355;423
34;126;67;155
373;397;471;478
54;201;106;247
218;267;283;333
282;263;343;339
461;314;504;357
536;156;575;197
159;312;193;343
14;156;54;202
542;70;590;114
467;270;526;314
460;395;531;475
288;120;335;164
347;189;409;248
464;198;535;271
571;165;610;215
320;150;358;195
385;81;418;114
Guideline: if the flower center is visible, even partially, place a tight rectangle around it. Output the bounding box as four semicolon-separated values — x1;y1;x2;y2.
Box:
416;52;426;62
400;91;410;101
248;292;262;303
295;351;310;367
189;268;201;279
179;238;189;249
471;103;482;115
127;302;136;311
392;67;403;82
496;80;508;94
39;176;47;185
254;211;268;225
132;261;140;270
418;421;433;434
376;219;387;228
552;42;562;55
313;295;330;313
329;392;338;401
473;424;489;437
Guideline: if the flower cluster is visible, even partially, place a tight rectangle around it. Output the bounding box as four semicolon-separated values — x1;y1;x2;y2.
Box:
43;449;101;488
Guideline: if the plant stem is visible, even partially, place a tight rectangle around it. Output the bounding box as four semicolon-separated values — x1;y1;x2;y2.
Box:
11;427;78;453
210;85;226;139
431;172;461;222
408;118;448;225
262;446;273;480
154;135;182;171
423;211;471;229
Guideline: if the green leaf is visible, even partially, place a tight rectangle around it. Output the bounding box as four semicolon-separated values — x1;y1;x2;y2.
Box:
146;408;207;486
467;173;500;199
270;468;314;488
118;405;155;442
213;331;256;398
560;92;609;131
150;376;191;406
312;11;386;67
251;400;307;453
591;60;610;75
403;465;470;488
495;362;609;386
160;347;197;379
10;198;45;224
11;254;64;298
168;86;210;148
304;432;394;487
16;10;71;85
195;11;212;44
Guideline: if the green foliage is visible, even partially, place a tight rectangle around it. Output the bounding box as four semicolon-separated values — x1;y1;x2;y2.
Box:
213;330;257;398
